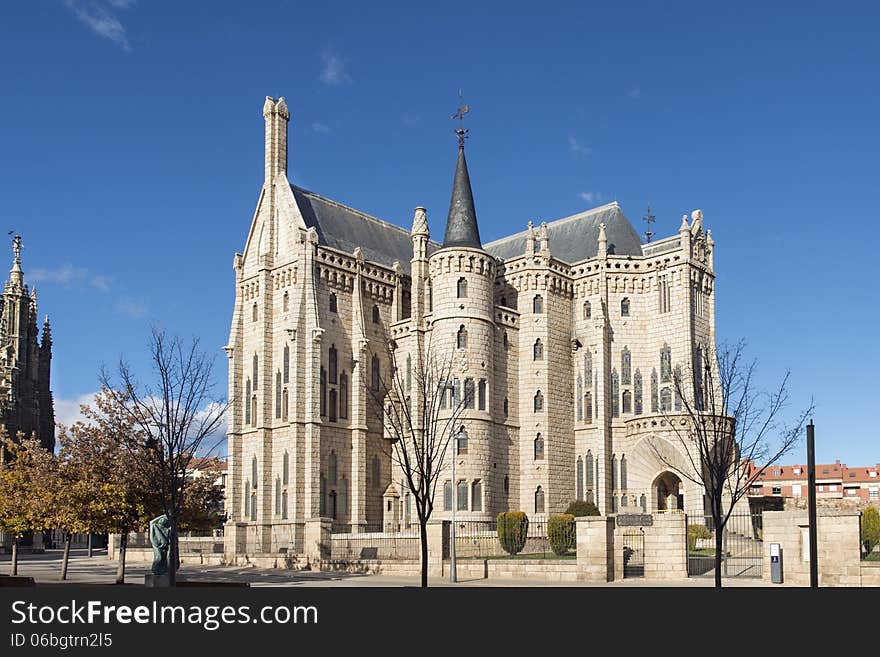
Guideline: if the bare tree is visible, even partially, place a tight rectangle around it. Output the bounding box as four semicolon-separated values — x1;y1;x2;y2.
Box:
362;331;467;588
650;339;813;587
100;328;228;585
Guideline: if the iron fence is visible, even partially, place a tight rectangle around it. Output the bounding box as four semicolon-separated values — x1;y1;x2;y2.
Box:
686;512;763;578
622;529;645;578
330;528;422;561
450;518;575;560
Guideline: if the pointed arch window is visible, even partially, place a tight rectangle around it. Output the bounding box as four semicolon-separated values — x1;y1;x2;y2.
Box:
611;370;620;417
329;345;338;384
457;277;468;298
457;481;468;511
534;433;544;460
504;475;510;494
245;380;252;425
282;291;289;313
252;303;258;322
533;295;544;314
471;480;483;512
660;344;672;382
456;325;467;349
406;354;412;392
583;300;591;319
621;297;630;317
329;293;337;313
328;451;337;486
443;481;453;511
622;389;632;414
576;375;583;421
339;371;348;419
577;456;584;501
275;478;281;515
660;387;672;412
535;486;545;514
500;296;507;307
651;369;659;413
282;389;288;420
533;338;543;361
584;351;593;388
612;454;618;491
463;378;475;409
320;367;327;416
372;305;380;323
283;451;289;485
634;370;643;415
621;347;632;385
674;366;683;411
244;480;250;517
477;379;487;411
584;391;593;423
371;355;380;391
282;490;288;519
253;354;259;390
329;389;337;422
621;455;628;490
585;451;594;487
503;332;509;350
694;346;705;411
533;390;544;412
275;372;282;419
283;344;290;383
251;396;257;427
250;492;257;521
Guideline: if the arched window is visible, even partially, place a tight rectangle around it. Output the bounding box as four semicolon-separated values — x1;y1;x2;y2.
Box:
477;379;487;411
372;305;380;324
694;346;705;411
283;451;289;485
583;300;591;319
585;451;594;487
371;456;381;490
251;396;257;427
533;295;544;314
406;354;412;392
371;355;380;391
250;492;257;521
634;370;643;415
457;481;468;511
660;344;672;382
283;344;290;383
251;456;257;488
533;338;543;361
503;397;509;417
533;390;544;412
504;475;510;494
443;481;453;511
534;433;544;460
275;478;281;515
471;480;483;512
620;455;628;490
503;332;509;350
283;291;289;313
535;486;545;514
500;296;507;307
427;280;433;312
282;389;288;420
622;389;632;414
329;389;337;422
252;303;258;322
339;371;348;419
456;427;468;455
463;378;475;409
621;347;632;385
584;391;593;423
319;476;327;516
674;366;683;411
253;354;259;390
329;345;338;383
320;367;327;416
584;351;593;388
452;377;461;406
611;370;620;417
457;277;468;298
576;456;584;501
612;454;618;490
456;325;467;349
245;379;252;425
640;493;647;513
328;451;337;486
244;480;250;518
660;387;672;412
621;297;630;317
275;372;282;419
651;369;659;413
576;376;583;421
621;494;628;508
329;293;337;313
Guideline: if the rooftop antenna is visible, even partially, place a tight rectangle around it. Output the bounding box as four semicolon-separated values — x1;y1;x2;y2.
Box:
451;89;470;147
642;205;656;243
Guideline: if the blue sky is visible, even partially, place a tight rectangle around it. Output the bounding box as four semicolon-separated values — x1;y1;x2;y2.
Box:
1;1;877;465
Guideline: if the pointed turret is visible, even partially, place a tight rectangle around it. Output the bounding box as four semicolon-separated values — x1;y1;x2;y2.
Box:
442;143;482;249
41;315;52;349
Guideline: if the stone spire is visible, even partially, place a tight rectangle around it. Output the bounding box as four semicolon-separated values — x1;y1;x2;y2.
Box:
442;143;482;249
597;222;608;258
41;315;52;349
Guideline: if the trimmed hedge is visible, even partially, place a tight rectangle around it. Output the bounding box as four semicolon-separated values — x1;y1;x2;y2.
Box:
497;511;529;556
548;514;576;556
862;506;880;555
564;500;600;517
687;524;712;552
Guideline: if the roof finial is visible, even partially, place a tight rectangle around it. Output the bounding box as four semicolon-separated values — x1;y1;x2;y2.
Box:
451;90;470;148
9;232;23;282
643;206;656;243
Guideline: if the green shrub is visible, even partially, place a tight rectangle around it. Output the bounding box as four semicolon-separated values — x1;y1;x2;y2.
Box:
862;506;880;556
688;524;712;552
564;500;600;517
548;514;576;556
497;511;529;556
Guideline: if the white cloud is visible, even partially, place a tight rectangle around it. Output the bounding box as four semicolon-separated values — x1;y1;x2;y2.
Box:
311;122;330;134
628;87;641;100
53;391;101;434
579;191;604;204
568;136;592;157
116;299;147;319
29;264;87;286
64;0;134;51
320;49;352;86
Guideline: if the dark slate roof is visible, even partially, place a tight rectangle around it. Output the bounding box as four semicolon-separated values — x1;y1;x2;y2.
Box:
442;145;482;249
483;202;643;263
291;186;440;273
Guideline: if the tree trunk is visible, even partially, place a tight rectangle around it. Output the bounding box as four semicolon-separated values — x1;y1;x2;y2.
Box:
419;518;429;588
169;516;179;586
87;533;93;558
115;530;128;585
714;510;724;589
61;533;72;581
11;537;18;576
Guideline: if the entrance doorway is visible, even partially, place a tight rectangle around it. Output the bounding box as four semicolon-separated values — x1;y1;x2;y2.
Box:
653;471;684;511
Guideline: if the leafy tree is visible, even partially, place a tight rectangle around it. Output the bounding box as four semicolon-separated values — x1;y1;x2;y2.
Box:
862;506;880;557
564;500;600;517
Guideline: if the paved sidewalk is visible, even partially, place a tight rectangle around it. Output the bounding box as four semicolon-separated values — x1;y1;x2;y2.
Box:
1;549;774;587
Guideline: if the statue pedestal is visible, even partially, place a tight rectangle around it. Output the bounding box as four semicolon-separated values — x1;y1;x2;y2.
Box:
144;574;172;588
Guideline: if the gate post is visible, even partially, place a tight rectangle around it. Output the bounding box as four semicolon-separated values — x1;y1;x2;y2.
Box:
576;516;615;582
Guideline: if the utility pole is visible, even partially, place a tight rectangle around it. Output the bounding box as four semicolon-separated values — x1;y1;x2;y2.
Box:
807;420;818;587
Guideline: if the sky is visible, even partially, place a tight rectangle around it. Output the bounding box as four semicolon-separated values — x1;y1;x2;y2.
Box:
1;1;877;465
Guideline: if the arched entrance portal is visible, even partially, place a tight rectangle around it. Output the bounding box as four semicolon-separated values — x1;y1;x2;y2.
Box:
653;471;684;511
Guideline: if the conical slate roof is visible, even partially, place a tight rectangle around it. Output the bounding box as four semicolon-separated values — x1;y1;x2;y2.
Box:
442;144;482;249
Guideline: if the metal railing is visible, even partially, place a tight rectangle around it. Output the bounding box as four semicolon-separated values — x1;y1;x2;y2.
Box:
330;527;422;561
451;519;575;559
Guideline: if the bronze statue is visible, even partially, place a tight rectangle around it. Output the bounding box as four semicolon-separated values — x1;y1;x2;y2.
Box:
148;514;172;575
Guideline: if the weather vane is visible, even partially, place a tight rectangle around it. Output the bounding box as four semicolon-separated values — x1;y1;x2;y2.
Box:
451;90;470;146
642;205;656;243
